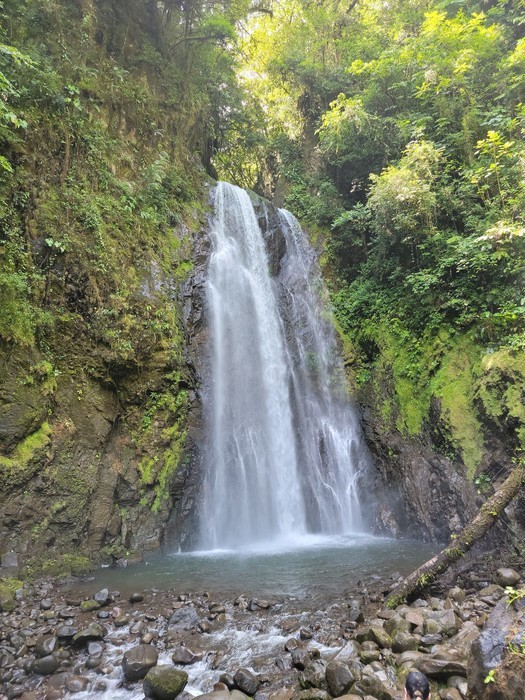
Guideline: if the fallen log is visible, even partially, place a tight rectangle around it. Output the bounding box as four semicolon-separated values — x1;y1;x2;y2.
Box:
385;461;525;608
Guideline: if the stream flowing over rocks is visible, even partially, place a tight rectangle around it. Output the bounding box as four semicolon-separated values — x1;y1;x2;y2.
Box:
1;565;524;700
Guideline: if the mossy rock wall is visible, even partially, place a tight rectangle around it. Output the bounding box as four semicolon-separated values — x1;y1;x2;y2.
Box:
346;320;525;543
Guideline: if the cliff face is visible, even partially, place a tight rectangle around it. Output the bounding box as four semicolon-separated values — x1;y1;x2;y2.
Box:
0;0;214;576
0;233;202;574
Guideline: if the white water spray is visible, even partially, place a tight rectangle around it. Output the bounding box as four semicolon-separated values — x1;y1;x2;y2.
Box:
198;182;369;549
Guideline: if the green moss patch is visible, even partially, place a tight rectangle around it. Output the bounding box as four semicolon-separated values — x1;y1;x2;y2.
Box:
0;422;52;488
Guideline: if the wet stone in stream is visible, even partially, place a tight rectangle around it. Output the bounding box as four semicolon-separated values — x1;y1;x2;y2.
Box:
0;567;524;700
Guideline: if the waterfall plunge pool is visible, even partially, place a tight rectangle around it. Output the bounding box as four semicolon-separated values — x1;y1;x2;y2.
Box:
77;534;439;603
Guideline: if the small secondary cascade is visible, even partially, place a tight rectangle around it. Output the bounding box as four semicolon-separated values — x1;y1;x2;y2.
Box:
198;182;371;550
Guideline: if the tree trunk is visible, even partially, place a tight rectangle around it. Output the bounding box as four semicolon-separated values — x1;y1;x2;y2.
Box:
385;462;525;608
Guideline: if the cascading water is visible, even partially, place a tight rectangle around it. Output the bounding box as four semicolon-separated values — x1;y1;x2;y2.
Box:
198;182;371;550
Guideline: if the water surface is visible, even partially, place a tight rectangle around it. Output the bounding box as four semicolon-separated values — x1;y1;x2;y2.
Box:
81;534;439;602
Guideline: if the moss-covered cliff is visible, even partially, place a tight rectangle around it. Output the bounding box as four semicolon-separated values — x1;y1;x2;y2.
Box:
0;0;232;574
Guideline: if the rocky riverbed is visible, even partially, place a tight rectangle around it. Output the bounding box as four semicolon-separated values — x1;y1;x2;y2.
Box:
0;566;524;700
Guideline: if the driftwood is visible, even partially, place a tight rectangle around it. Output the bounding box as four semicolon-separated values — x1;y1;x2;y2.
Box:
385;462;525;608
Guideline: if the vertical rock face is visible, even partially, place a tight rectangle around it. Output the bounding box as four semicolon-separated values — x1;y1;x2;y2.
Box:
362;411;479;542
0;223;202;572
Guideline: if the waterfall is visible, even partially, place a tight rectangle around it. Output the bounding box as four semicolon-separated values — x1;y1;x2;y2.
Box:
198;182;370;550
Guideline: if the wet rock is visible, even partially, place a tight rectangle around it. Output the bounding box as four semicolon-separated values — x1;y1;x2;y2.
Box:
209;603;226;614
449;622;480;656
291;648;311;670
478;585;505;601
392;632;419;653
123;644;159;681
219;672;235;689
300;660;328;691
299;628;313;640
351;672;395;700
405;610;425;629
234;667;260;695
143;665;188;700
427;610;460;637
231;694;251;700
168;606;200;630
395;651;425;668
384;615;409;637
325;660;360;696
32;654;59;675
447;676;468;697
193;693;230;700
80;600;100;613
131;621;146;635
333;641;361;663
93;589;111;607
417;655;467;679
130;592;144;603
114;614;130;627
494;568;520;587
72;623;107;645
65;675;89;692
35;635;58;658
87;641;104;657
420;633;442;647
356;626;392;649
171;645;203;665
0;651;16;668
285;638;299;652
359;649;380;664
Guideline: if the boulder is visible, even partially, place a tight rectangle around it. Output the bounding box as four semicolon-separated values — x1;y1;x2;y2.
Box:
35;635;58;658
143;665;188;700
32;654;59;675
123;644;159;681
494;568;520;587
351;673;395;700
291;648;311;670
233;668;259;696
417;656;468;679
93;589;111;606
325;660;360;697
168;606;200;630
73;623;107;645
172;645;203;665
391;632;419;653
299;661;328;691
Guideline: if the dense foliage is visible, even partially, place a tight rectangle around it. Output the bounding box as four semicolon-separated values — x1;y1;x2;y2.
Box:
2;0;525;484
219;0;525;474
